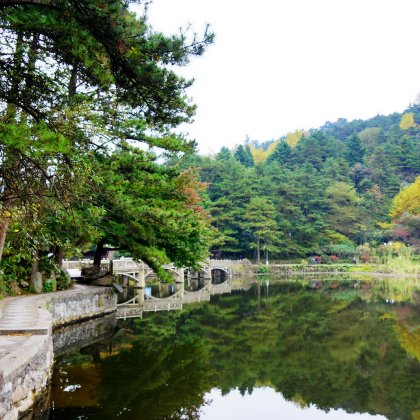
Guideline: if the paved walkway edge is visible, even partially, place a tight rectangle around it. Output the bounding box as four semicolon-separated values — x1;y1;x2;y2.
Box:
0;285;117;420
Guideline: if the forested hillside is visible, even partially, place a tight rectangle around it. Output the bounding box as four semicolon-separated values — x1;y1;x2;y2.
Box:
167;103;420;260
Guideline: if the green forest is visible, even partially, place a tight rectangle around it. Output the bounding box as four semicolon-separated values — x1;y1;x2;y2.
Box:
166;105;420;262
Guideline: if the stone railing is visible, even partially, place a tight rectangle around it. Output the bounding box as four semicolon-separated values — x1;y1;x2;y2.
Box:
64;258;237;271
209;259;232;268
63;258;148;272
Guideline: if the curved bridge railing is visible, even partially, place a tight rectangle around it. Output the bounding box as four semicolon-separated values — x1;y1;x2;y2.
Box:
63;258;234;279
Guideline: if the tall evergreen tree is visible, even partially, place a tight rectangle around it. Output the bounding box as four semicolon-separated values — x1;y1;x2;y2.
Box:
393;137;420;176
272;164;327;255
368;146;401;200
234;144;254;167
209;197;240;253
215;147;232;162
245;145;255;167
344;133;366;167
292;136;324;170
243;197;279;263
325;182;361;239
321;158;351;184
234;145;248;166
311;131;338;162
266;140;292;165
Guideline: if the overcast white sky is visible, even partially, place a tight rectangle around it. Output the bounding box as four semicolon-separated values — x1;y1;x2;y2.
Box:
139;0;420;155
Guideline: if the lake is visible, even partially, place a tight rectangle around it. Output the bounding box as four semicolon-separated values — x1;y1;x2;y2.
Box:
30;276;420;420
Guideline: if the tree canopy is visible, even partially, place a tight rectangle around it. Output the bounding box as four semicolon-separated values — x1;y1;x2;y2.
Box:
0;0;215;288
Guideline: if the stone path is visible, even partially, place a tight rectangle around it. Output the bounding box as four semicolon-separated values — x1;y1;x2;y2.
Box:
0;294;49;369
0;285;94;379
0;296;49;334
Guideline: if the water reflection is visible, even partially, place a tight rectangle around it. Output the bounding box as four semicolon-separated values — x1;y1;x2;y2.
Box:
39;276;420;420
118;272;229;303
201;388;388;420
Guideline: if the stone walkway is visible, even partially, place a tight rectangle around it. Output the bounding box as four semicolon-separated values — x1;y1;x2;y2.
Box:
0;285;94;380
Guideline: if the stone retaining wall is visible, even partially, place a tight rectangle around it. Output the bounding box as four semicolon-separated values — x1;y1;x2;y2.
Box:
0;334;52;420
48;287;116;327
0;286;117;420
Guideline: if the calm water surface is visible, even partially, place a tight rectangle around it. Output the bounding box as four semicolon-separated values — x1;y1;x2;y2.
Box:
31;276;420;420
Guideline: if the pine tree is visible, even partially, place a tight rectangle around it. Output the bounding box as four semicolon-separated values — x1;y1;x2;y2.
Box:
234;145;248;166
369;146;401;199
292;136;324;170
325;182;361;238
394;137;420;175
321;158;351;184
267;140;292;165
243;197;280;263
270;164;327;256
209;197;240;253
344;133;366;167
245;145;255;167
215;147;232;162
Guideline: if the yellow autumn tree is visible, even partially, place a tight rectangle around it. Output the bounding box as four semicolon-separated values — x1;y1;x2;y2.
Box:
400;112;417;130
247;143;266;164
285;130;304;147
389;176;420;218
247;143;273;164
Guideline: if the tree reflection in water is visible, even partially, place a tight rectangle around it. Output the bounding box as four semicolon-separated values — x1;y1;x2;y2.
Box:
50;335;213;420
48;278;420;420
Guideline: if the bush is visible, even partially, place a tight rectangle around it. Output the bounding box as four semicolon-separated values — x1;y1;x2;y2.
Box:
43;281;54;293
327;243;356;259
320;254;330;264
329;255;339;263
56;269;73;290
361;254;370;263
255;265;270;274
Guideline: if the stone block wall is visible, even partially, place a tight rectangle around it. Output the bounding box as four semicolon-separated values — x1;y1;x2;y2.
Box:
48;287;117;327
0;335;52;420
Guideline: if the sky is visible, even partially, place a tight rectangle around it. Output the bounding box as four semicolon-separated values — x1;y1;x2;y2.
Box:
137;0;420;155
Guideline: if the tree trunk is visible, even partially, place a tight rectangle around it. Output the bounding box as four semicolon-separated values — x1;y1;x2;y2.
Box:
30;182;45;287
0;218;11;265
257;236;260;264
55;246;64;267
69;64;78;96
0;196;14;265
93;239;105;269
30;248;39;286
